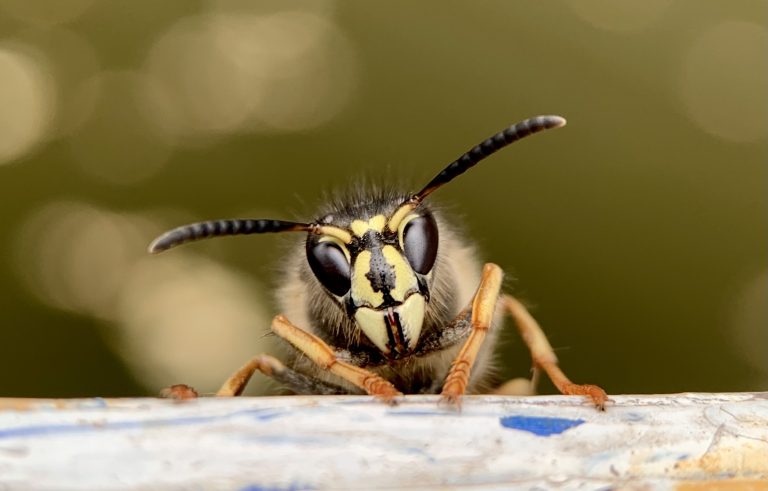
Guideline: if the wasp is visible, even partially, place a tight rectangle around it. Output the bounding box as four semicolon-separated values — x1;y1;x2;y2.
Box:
150;115;607;409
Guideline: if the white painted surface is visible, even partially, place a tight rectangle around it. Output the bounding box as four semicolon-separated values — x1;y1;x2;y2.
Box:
0;393;766;490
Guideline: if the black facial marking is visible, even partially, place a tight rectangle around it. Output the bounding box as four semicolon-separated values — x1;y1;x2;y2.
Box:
352;230;397;307
383;311;397;352
416;274;430;302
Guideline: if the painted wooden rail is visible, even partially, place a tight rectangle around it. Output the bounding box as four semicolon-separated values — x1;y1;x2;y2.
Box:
0;393;766;490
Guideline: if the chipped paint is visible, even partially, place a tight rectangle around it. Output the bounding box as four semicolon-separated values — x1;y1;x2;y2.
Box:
677;480;768;491
674;442;768;477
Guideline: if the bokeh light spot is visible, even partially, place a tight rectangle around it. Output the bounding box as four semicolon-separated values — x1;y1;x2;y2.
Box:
0;44;56;165
15;27;101;139
0;0;95;26
730;270;768;388
14;202;147;318
14;201;276;394
68;71;175;184
680;21;768;142
117;254;274;394
246;10;358;132
205;0;337;16
143;9;357;142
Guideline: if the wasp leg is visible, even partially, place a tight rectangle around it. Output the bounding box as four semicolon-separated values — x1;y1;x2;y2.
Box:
160;384;199;399
216;354;349;396
440;263;504;407
270;315;402;403
502;294;608;410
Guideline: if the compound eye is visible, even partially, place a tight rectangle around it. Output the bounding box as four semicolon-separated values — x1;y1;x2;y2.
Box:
307;241;351;296
401;214;438;274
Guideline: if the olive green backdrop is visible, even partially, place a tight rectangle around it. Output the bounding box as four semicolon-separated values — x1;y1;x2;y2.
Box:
1;1;765;397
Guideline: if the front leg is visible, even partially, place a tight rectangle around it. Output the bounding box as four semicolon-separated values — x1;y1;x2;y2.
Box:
161;354;350;399
216;354;349;396
440;263;504;405
502;295;608;410
163;316;400;400
439;263;608;411
270;315;402;402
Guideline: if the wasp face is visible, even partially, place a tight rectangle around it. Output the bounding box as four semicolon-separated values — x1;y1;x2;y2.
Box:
306;208;438;357
148;115;566;365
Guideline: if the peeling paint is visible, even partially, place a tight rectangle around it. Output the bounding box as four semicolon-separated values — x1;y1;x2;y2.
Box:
676;480;768;491
674;443;768;477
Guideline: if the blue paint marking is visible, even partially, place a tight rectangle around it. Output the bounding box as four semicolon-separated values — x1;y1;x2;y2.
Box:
0;407;287;441
499;415;585;436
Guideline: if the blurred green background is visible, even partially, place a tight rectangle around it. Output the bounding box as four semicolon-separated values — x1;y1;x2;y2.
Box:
0;1;765;398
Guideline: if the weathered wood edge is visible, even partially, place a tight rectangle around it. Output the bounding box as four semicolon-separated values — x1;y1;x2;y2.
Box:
0;393;766;490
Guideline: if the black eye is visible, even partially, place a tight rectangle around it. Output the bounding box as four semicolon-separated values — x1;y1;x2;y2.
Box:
307;241;351;296
402;214;438;274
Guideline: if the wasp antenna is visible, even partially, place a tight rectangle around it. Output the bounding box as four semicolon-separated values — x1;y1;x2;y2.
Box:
416;115;566;201
148;219;311;253
387;115;566;231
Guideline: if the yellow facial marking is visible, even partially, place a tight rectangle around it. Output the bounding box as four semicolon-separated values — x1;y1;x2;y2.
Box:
350;215;387;237
354;307;389;353
316;225;352;244
381;245;417;302
351;250;384;307
387;202;417;232
398;293;425;348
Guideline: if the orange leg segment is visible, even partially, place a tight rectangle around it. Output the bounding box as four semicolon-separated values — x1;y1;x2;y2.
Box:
440;263;504;406
216;354;286;396
270;315;402;402
502;295;608;410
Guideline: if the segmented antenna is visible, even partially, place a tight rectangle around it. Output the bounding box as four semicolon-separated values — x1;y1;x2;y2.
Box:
152;115;568;251
415;115;566;200
148;219;310;253
387;115;566;231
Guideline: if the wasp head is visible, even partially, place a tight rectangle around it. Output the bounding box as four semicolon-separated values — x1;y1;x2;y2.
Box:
305;199;439;357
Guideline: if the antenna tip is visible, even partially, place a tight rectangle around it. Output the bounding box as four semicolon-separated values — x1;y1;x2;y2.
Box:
147;235;171;254
548;115;567;128
147;242;163;254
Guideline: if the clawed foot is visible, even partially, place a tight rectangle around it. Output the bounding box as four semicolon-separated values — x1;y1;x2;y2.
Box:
366;380;403;406
159;384;199;400
439;393;462;411
562;383;609;411
439;379;465;410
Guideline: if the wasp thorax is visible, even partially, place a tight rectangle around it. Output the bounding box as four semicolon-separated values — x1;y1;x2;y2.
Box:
306;211;438;356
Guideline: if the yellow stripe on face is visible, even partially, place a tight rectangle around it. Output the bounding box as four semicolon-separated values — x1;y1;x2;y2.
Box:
351;250;384;307
315;225;352;244
381;245;417;302
387;202;417;232
350;214;387;237
354;307;389;353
